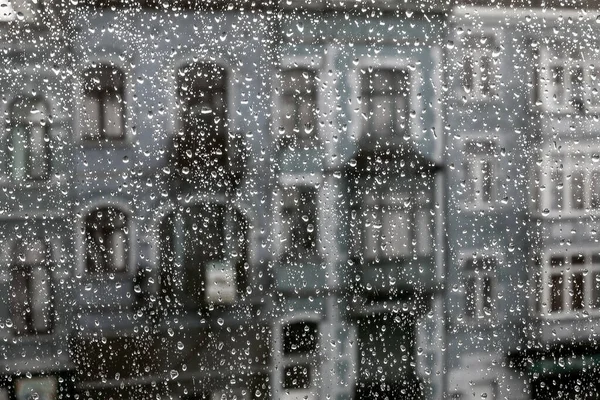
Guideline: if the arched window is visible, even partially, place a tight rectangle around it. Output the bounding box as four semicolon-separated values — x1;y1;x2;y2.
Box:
85;207;129;274
82;64;126;141
176;62;228;174
10;239;54;335
9;96;50;181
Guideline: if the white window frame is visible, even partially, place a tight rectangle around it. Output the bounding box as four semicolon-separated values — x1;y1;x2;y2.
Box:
348;56;421;142
463;255;498;322
538;42;600;114
540;247;600;319
462;136;501;210
459;31;501;102
0;90;63;189
539;144;600;218
361;190;431;262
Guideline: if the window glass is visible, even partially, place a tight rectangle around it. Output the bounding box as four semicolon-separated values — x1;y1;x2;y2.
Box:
280;68;317;143
464;256;496;320
82;65;125;140
9;97;50;181
10;240;53;335
361;68;410;138
85;207;129;274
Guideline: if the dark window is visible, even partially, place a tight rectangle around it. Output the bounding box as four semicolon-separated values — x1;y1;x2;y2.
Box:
175;204;248;309
85;207;129;274
82;64;126;141
465;140;496;206
158;213;176;303
545;251;600;315
361;68;410;138
280;68;317;143
9;96;50;181
177;62;228;172
183;204;226;306
10;240;53;335
281;186;319;260
462;34;497;98
283;321;319;355
362;191;431;262
283;364;311;389
550;274;564;313
464;256;496;320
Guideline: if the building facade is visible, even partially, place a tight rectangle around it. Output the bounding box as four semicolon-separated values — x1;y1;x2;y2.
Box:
0;1;597;399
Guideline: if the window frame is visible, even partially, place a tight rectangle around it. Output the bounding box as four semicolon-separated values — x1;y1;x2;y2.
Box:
360;189;432;263
349;56;421;143
81;63;127;142
273;54;324;147
76;56;132;145
9;239;54;336
168;55;237;148
176;61;229;170
538;144;600;218
149;199;251;310
462;255;498;322
8;95;51;182
277;67;320;146
76;200;135;277
84;206;130;275
460;32;500;102
538;41;600;114
461;136;501;211
540;247;600;319
273;175;322;263
272;315;322;400
360;67;411;140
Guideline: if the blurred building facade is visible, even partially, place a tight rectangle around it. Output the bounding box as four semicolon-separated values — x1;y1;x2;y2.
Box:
0;1;596;400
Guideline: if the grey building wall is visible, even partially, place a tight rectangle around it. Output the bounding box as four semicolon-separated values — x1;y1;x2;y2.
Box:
0;1;597;400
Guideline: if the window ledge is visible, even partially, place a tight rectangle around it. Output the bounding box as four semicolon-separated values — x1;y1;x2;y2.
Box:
458;93;501;104
0;178;67;190
533;210;600;219
81;272;133;281
80;137;132;149
9;332;55;343
536;312;600;321
460;202;508;213
537;104;600;115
